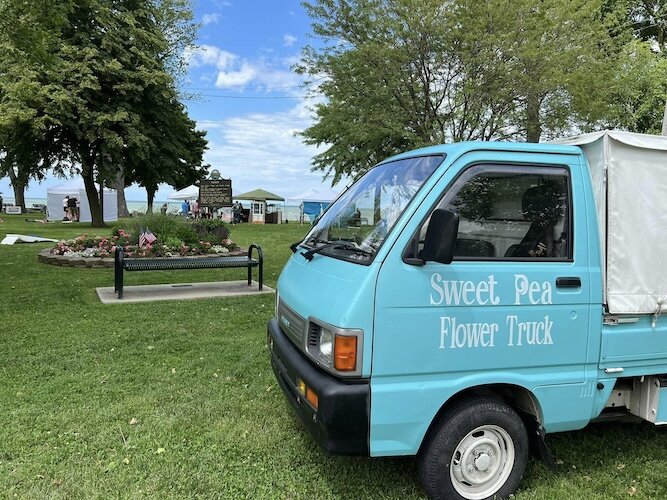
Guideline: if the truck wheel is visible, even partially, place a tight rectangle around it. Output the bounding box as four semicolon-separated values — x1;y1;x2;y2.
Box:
418;398;528;500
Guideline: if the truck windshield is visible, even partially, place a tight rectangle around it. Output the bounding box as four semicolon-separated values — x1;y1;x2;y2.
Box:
303;155;444;263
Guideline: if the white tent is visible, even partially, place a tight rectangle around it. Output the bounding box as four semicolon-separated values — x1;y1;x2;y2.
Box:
288;187;341;203
167;185;199;200
47;179;118;223
287;187;342;223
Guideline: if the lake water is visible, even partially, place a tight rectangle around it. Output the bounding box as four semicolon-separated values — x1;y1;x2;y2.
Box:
7;198;306;222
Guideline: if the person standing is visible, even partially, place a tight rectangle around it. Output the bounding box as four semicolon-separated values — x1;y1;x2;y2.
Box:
193;200;200;219
63;196;69;220
180;199;189;218
0;193;3;213
232;201;241;224
67;196;78;221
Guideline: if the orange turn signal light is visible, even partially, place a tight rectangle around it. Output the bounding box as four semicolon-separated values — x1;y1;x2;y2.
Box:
306;387;319;409
334;335;357;371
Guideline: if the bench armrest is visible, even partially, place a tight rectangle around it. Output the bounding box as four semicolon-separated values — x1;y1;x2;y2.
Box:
248;244;264;290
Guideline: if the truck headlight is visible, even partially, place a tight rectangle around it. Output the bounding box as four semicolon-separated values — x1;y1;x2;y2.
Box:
306;319;363;377
319;328;333;361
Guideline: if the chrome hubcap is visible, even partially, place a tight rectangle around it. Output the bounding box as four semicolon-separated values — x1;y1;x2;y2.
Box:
450;425;515;499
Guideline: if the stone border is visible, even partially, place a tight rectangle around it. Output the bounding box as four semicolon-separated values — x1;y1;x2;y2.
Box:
38;247;247;269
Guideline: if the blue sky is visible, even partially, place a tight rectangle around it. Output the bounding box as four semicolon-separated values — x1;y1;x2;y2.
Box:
0;0;335;202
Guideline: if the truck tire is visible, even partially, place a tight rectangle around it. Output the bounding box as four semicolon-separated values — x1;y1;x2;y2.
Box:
418;398;529;500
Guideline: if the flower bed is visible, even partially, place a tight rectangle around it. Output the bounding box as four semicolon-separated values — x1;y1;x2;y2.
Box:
42;215;241;268
50;230;238;259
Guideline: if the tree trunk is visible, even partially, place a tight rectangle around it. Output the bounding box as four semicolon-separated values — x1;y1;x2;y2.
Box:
82;159;105;227
525;93;542;143
661;96;667;136
7;168;26;212
113;171;130;217
99;173;104;224
146;187;156;214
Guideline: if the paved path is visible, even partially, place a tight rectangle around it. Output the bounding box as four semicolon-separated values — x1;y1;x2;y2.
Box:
97;280;273;304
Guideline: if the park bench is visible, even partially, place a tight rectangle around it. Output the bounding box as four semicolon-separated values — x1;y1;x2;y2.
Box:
114;244;263;299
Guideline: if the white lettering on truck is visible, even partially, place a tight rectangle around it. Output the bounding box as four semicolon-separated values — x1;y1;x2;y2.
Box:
439;316;498;349
430;274;500;306
438;315;553;349
514;274;552;305
431;273;556;349
506;315;553;346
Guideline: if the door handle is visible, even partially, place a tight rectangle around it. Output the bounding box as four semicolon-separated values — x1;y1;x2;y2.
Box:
556;277;581;288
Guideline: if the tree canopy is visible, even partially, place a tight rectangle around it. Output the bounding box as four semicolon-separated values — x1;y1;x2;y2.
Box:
299;0;667;183
0;0;206;224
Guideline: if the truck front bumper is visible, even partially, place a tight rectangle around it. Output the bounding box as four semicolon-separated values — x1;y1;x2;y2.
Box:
268;318;370;455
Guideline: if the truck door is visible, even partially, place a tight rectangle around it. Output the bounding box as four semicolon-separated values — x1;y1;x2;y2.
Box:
370;154;595;456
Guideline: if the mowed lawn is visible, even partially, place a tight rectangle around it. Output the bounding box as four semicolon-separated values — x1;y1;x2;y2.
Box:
3;215;667;499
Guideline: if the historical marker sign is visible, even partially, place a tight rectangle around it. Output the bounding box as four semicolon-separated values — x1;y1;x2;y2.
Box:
199;179;232;208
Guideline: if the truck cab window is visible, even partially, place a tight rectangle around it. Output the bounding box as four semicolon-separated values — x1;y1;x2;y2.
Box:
303;155;443;263
409;166;571;261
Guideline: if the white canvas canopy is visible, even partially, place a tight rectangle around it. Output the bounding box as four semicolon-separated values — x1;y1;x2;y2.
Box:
289;187;341;203
47;178;118;223
167;185;199;200
553;130;667;315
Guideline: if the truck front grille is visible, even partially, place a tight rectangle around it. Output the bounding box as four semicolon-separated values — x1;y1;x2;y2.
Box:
307;323;320;347
277;299;306;348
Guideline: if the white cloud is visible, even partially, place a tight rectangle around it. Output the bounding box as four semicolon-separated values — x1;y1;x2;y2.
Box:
186;44;236;70
197;103;338;199
188;44;305;92
215;62;257;87
283;34;297;47
202;13;222;25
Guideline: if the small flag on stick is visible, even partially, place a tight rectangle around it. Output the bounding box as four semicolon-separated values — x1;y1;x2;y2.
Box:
139;227;157;247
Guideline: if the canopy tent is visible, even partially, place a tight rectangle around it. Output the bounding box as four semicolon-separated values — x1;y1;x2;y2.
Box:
289;187;341;222
234;188;284;224
289;187;340;203
234;188;284;201
46;179;117;222
167;185;199;200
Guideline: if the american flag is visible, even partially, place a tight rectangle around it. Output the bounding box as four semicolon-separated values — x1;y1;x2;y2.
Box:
139;227;157;247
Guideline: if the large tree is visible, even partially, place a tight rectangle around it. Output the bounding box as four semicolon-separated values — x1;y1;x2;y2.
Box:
0;0;206;226
125;91;208;211
299;0;621;182
0;0;68;211
621;0;667;133
110;0;200;217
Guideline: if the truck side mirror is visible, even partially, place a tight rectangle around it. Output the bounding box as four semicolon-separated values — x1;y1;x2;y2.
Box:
422;209;459;264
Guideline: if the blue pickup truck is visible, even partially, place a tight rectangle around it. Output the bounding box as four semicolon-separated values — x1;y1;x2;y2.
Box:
268;130;667;499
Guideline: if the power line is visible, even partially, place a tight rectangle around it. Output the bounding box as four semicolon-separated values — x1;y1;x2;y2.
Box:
182;84;321;92
180;77;327;93
183;93;318;100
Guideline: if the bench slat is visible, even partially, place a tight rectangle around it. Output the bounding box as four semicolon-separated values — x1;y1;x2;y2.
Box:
123;257;258;271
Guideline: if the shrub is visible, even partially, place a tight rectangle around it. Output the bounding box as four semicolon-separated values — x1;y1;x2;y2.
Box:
176;224;199;245
141;214;185;241
115;214;198;244
190;218;230;244
163;236;185;248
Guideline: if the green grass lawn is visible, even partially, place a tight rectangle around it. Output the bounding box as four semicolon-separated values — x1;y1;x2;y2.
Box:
2;214;667;499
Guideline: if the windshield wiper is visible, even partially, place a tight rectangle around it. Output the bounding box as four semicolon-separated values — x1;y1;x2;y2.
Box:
301;241;373;261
